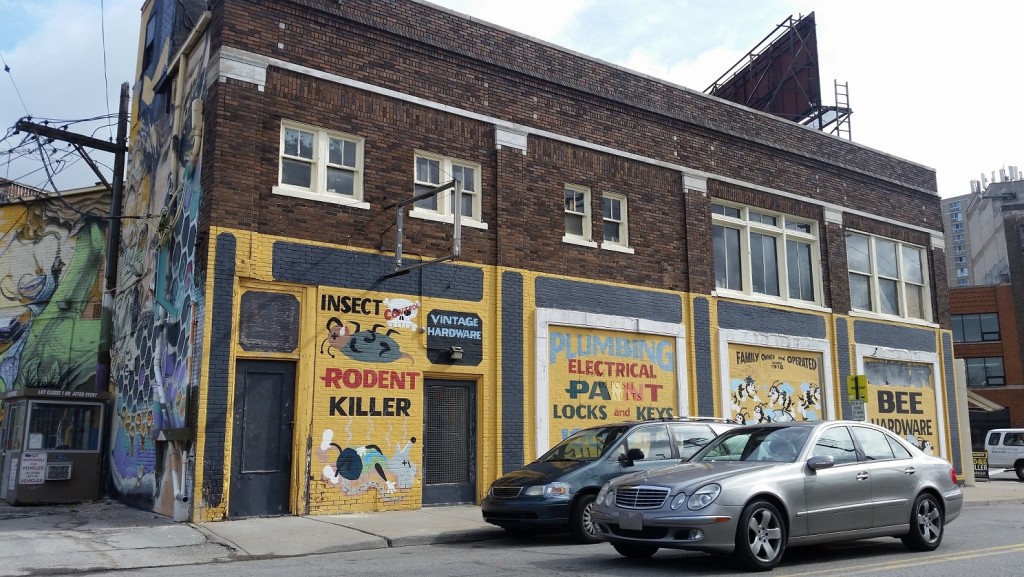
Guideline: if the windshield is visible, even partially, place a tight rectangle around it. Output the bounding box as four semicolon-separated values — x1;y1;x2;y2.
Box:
691;426;811;463
537;425;628;462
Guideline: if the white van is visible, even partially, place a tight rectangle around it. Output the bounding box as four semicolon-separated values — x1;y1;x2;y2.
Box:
984;429;1024;479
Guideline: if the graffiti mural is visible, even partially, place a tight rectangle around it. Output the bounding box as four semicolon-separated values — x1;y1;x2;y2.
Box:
727;344;823;424
312;290;423;510
0;192;108;395
107;13;209;513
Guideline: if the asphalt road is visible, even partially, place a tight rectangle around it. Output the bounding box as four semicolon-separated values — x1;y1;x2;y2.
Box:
86;496;1024;577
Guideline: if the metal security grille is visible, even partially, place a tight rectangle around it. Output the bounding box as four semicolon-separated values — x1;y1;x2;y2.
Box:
615;486;670;509
424;384;472;485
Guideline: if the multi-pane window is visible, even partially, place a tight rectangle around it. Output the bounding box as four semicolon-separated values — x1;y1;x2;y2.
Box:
564;185;593;244
601;193;630;250
953;234;964;243
948;201;961;211
712;203;819;303
958;278;970;287
956;267;969;278
412;152;482;222
846;232;929;320
952;222;964;232
965;357;1005;386
955;256;967;265
952;313;1000;343
276;122;364;204
954;245;966;255
949;212;962;223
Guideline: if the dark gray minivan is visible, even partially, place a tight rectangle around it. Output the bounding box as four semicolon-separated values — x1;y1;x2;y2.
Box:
481;418;736;542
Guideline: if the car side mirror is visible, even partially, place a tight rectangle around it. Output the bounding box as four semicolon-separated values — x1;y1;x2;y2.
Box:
619;448;645;467
807;455;835;470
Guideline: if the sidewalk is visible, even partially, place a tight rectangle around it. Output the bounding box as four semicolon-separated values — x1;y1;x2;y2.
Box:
1;477;1022;576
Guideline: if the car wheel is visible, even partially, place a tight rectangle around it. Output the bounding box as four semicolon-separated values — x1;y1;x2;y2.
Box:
612;542;659;558
734;499;786;571
1015;462;1024;481
569;494;600;544
901;493;944;551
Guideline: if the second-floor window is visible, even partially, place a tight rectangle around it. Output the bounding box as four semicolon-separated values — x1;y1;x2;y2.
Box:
276;121;365;206
601;192;630;251
564;184;594;245
952;313;1000;342
412;152;483;224
846;232;929;321
712;203;819;304
965;357;1005;386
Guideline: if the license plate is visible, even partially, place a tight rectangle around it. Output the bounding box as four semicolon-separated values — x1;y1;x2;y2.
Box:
620;511;643;530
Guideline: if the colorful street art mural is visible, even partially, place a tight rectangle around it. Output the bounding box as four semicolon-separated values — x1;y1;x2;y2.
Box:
864;359;938;455
727;344;823;424
312;291;424;511
547;326;678;446
0;192;108;396
107;15;209;513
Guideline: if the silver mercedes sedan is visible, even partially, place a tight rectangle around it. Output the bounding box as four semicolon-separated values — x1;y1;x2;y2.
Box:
591;420;963;571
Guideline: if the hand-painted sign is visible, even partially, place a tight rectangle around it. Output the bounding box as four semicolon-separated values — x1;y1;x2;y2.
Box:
547;326;677;445
426;310;482;365
727;344;823;424
864;359;938;455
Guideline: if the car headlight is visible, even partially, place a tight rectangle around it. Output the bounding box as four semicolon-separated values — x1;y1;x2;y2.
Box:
524;482;570;497
597;485;616;506
687;484;721;510
670;493;688;510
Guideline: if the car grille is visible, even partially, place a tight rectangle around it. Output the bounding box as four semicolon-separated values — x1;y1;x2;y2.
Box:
491;487;523;498
615;486;669;509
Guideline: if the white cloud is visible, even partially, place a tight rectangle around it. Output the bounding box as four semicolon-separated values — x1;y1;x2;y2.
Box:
427;0;587;41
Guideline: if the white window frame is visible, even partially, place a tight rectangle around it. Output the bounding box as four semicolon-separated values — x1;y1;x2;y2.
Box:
272;121;368;209
949;212;962;223
563;184;596;247
711;201;824;308
958;278;970;287
952;222;964;232
600;192;633;253
948;201;961;211
409;151;487;230
846;231;933;323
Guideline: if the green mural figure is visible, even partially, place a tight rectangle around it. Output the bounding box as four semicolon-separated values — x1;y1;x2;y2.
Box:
12;220;104;391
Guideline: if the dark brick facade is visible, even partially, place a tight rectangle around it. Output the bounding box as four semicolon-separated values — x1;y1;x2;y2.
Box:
199;0;945;305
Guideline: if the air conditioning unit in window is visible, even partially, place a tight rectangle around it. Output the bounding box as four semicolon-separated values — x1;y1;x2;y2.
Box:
45;463;73;481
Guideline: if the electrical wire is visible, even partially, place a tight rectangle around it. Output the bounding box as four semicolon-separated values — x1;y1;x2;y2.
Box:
100;0;114;142
0;50;30;116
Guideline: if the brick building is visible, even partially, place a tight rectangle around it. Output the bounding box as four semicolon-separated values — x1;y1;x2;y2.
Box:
110;0;961;522
943;172;1024;437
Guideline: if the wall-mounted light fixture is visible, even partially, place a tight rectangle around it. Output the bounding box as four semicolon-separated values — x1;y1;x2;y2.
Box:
447;346;464;361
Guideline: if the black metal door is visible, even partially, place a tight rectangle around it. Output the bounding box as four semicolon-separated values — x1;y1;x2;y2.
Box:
229;360;295;518
423;380;476;505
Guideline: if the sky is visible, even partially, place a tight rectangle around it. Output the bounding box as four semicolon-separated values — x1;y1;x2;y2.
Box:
1;0;1021;197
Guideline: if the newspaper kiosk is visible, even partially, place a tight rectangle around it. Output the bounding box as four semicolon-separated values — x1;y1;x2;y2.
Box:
1;388;110;505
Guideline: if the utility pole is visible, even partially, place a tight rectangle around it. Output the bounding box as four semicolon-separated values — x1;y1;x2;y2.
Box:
13;81;130;393
95;82;131;392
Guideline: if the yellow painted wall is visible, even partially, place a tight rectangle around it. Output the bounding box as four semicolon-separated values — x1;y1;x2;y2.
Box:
191;228;966;517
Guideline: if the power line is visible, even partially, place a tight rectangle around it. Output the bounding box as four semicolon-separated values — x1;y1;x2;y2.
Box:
0;50;30;116
100;0;113;142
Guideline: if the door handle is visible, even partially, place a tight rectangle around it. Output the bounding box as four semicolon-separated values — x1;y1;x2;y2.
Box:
904;467;916;475
856;471;869;481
